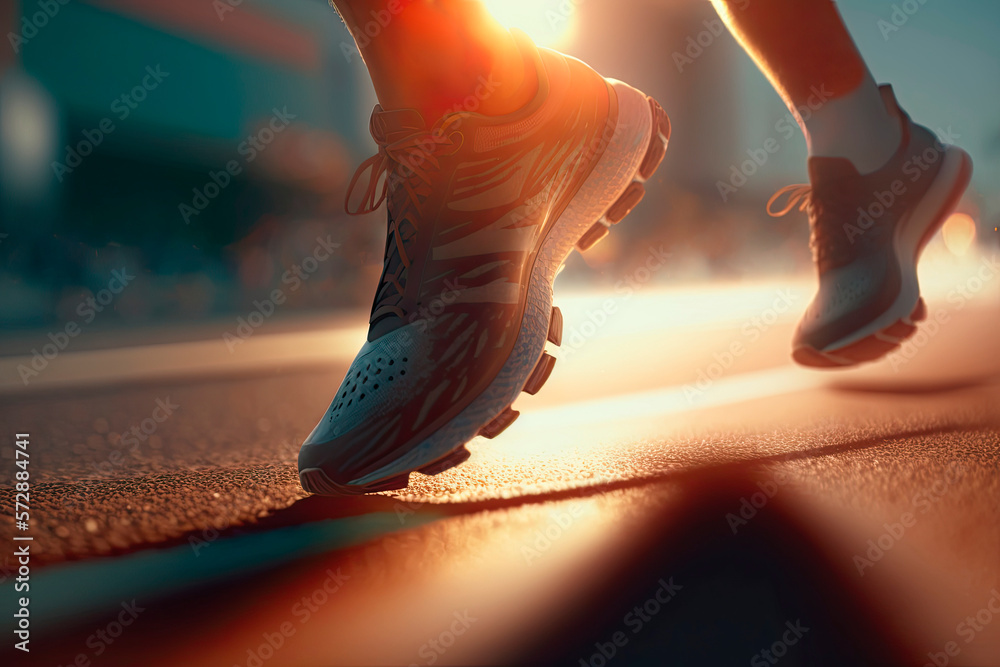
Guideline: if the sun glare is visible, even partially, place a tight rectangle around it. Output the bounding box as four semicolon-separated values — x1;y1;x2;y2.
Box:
941;212;977;256
481;0;577;48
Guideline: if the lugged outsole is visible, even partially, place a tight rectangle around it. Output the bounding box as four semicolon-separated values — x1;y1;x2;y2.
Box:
523;352;557;395
300;467;411;495
301;91;671;496
547;306;564;346
793;298;927;367
417;446;471;475
576;98;671;253
478;406;520;439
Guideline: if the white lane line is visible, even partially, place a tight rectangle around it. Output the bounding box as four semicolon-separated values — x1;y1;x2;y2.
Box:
0;326;367;395
514;366;822;430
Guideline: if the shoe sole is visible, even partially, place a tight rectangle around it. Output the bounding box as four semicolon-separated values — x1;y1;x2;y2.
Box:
793;146;973;369
300;82;670;495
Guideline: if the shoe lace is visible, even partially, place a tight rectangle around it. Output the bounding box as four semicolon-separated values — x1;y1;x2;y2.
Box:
766;183;813;219
345;112;464;321
767;182;878;266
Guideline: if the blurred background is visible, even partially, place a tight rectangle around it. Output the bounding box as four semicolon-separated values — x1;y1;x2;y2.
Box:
1;0;997;347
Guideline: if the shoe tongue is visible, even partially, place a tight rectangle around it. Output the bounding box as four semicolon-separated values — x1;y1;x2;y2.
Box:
372;106;427;143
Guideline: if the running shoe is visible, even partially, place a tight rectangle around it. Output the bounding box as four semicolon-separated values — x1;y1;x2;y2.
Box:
769;84;972;368
298;32;670;494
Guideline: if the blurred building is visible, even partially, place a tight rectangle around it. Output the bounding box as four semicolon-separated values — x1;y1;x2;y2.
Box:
1;0;996;336
0;0;371;330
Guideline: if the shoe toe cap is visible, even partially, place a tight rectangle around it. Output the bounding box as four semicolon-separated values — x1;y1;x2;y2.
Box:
795;259;899;350
302;324;432;449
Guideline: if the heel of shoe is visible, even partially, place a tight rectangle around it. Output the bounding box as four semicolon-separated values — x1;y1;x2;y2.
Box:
909;146;973;260
576;86;671;252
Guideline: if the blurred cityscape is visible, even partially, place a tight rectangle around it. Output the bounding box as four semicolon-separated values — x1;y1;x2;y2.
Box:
1;0;997;343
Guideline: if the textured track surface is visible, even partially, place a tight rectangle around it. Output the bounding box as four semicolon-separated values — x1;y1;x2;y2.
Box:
1;267;997;666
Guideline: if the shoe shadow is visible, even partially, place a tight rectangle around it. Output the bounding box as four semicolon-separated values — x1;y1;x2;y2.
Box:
271;419;995;527
826;374;998;396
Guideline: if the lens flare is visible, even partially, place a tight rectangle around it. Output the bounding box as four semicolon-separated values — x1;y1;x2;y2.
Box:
481;0;577;47
941;213;977;256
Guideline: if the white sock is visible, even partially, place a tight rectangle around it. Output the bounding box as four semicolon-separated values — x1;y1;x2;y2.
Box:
799;72;903;175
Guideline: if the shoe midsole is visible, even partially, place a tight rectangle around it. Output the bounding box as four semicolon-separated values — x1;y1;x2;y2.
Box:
349;81;655;487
